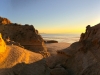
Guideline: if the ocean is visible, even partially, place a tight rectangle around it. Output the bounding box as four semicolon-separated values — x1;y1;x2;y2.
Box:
41;34;80;44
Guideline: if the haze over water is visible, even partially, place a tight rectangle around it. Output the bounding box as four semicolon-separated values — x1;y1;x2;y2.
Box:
41;33;80;43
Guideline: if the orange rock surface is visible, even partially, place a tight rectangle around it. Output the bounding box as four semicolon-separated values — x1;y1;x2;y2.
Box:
0;17;11;25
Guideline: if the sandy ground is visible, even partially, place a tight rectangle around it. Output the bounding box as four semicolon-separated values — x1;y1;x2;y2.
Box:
45;43;71;55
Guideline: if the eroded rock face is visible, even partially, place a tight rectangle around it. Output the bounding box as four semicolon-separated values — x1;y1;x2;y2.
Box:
0;33;50;75
52;23;100;75
0;17;48;56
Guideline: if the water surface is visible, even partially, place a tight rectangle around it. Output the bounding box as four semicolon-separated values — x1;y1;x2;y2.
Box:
41;34;80;44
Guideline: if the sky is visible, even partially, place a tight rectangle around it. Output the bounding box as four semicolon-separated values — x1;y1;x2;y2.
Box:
0;0;100;34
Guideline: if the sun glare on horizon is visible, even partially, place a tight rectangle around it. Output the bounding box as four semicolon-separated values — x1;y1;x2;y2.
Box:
38;27;86;34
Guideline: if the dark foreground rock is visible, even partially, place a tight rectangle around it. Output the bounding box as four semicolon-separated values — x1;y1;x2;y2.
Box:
50;67;68;75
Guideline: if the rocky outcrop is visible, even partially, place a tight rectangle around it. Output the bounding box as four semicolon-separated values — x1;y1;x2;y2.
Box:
44;40;58;43
0;33;50;75
0;16;11;25
48;23;100;75
0;16;48;57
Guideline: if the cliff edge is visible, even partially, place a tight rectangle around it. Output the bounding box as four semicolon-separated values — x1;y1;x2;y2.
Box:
0;16;48;57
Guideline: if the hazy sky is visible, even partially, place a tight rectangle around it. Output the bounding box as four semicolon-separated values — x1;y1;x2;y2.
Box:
0;0;100;34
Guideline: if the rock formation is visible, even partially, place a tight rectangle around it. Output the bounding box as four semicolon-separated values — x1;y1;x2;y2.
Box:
0;16;48;57
44;40;58;43
0;33;50;75
47;23;100;75
0;16;11;25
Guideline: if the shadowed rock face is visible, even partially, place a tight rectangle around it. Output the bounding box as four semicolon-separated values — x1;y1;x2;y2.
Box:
49;23;100;75
79;24;100;53
0;16;48;55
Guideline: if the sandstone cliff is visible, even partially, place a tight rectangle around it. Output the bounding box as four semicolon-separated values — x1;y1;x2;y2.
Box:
47;23;100;75
0;33;50;75
0;16;48;57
